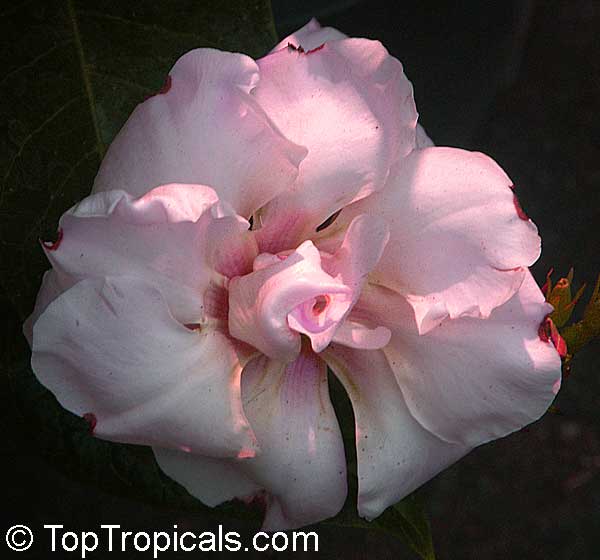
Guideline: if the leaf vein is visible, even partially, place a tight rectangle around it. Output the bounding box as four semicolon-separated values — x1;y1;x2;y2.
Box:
2;96;82;191
79;9;211;43
66;0;105;160
0;39;74;88
88;70;153;94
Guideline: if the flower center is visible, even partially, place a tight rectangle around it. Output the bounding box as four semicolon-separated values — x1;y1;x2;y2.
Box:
227;214;391;362
312;295;329;316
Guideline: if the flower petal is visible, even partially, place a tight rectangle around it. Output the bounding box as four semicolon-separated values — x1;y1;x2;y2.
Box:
355;272;562;447
331;320;391;350
242;350;348;529
229;241;351;361
153;448;261;507
416;123;434;147
93;49;307;217
153;349;347;530
323;345;467;520
254;38;417;249
23;269;75;346
31;276;255;457
338;147;541;332
44;184;246;325
271;18;347;53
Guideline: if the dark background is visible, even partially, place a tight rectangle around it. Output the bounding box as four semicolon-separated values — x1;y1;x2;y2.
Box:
3;0;600;558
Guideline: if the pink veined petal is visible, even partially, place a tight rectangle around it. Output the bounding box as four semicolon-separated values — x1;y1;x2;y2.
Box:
153;348;347;530
271;18;348;53
253;38;417;251
337;146;542;333
31;276;256;458
43;184;248;325
241;349;347;529
354;271;562;447
322;345;467;520
92;48;307;218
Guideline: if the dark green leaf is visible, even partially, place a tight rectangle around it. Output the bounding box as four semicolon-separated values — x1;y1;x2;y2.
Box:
323;476;436;560
389;494;437;560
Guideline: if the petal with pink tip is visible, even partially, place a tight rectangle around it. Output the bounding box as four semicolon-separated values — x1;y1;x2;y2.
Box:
254;38;417;248
323;345;467;520
31;276;255;457
271;18;347;53
44;185;248;325
355;272;562;447
338;147;541;332
93;49;306;217
242;350;347;529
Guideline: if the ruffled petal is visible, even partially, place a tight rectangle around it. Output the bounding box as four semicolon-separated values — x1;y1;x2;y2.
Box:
254;38;417;249
43;184;248;325
271;18;347;53
93;49;306;217
323;345;467;520
230;215;390;360
152;349;347;530
355;272;562;447
337;147;541;333
31;276;255;457
229;240;352;361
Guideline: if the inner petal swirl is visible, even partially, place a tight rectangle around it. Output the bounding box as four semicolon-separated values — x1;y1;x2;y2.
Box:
228;214;391;362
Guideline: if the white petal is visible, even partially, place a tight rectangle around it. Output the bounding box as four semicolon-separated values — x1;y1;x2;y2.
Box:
241;351;347;529
31;276;255;457
416;123;434;147
93;49;306;217
254;38;417;249
153;448;260;507
44;185;246;325
23;269;74;346
355;272;562;447
323;345;467;519
338;147;541;332
153;349;347;530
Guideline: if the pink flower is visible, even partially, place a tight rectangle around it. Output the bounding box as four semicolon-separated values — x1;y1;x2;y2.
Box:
25;19;562;530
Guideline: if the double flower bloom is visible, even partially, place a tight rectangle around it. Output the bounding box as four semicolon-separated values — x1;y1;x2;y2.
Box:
25;20;562;530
